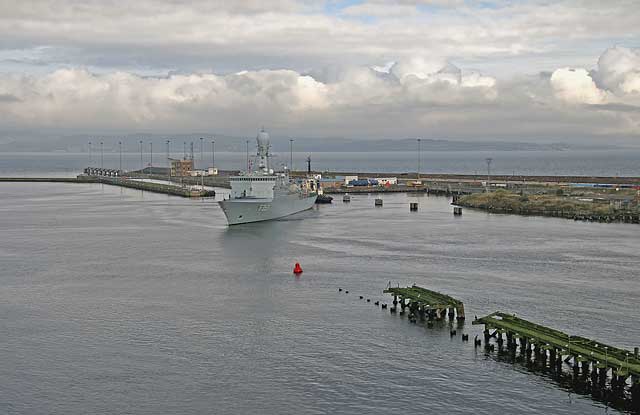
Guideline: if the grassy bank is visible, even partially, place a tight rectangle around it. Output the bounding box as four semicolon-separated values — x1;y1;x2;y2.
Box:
456;189;640;223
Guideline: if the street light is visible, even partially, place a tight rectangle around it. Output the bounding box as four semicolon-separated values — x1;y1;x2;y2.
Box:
118;141;122;171
486;157;493;191
417;138;421;180
166;139;171;180
200;137;204;162
211;139;215;168
149;141;153;167
289;138;294;171
100;141;104;168
88;141;92;166
139;140;143;171
246;139;250;171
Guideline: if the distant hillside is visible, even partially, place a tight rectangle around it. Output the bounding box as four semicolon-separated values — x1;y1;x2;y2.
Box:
0;131;587;153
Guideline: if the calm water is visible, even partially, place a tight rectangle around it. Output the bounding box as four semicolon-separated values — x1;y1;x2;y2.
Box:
1;148;640;177
1;182;638;414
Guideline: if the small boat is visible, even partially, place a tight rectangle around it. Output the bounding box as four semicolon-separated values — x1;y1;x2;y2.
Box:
316;194;333;204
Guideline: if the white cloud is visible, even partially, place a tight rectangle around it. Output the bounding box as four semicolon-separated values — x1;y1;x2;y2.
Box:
596;46;640;95
1;0;639;77
550;67;606;104
549;46;640;108
0;59;500;134
390;57;448;81
341;3;421;17
2;47;639;141
0;1;640;142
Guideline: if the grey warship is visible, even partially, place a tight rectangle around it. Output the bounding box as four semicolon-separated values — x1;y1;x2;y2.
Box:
218;130;317;225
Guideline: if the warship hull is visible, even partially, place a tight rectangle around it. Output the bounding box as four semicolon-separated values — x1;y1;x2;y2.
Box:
219;193;317;225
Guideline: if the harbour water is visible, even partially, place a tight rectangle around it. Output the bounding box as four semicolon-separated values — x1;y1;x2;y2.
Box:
2;148;640;177
1;182;638;414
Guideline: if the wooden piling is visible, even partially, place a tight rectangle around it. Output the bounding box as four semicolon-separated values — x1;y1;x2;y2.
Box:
473;312;640;385
384;285;466;322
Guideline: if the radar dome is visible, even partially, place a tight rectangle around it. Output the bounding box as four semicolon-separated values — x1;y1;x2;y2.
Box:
257;129;270;147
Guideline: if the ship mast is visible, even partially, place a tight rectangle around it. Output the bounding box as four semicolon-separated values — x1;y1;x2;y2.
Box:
256;128;271;174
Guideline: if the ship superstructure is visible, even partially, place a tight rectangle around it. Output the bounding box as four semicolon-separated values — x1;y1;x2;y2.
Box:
218;130;317;225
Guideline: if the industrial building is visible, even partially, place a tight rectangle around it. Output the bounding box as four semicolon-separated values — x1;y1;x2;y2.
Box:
170;158;194;177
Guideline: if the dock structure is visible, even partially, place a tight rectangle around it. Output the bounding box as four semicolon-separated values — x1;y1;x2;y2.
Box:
383;285;465;321
96;177;215;198
473;312;640;403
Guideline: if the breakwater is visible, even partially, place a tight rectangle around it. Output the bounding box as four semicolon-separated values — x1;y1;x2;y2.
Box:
0;177;97;183
94;177;215;197
323;183;481;196
297;171;640;185
0;176;215;198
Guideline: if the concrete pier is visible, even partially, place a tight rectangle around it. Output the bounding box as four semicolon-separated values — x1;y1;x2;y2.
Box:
0;176;216;198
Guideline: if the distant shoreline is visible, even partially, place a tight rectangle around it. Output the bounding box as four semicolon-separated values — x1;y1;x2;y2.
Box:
2;172;639;185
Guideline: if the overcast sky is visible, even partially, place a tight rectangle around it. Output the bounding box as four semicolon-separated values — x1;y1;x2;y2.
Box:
0;0;639;143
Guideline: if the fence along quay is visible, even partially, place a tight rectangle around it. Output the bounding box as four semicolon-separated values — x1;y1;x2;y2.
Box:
473;312;640;406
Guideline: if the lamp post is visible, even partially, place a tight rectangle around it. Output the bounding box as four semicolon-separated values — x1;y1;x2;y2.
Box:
183;141;187;160
118;141;122;171
417;138;421;181
200;137;204;162
289;138;294;171
139;140;143;171
246;139;249;171
149;141;153;167
100;141;104;168
486;157;493;191
211;139;215;169
88;141;92;166
166;140;171;180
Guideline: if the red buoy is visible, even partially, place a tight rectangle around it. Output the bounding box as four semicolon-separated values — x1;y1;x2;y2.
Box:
293;262;303;274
